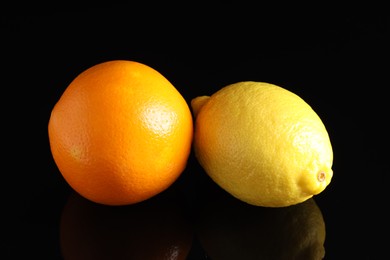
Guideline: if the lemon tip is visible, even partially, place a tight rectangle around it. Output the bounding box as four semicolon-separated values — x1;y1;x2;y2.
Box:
317;172;326;182
191;96;210;117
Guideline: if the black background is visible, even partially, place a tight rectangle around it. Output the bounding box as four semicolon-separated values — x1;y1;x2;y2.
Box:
2;3;389;259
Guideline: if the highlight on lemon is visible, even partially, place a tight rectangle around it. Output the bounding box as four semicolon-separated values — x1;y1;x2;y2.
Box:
191;81;333;207
48;60;193;206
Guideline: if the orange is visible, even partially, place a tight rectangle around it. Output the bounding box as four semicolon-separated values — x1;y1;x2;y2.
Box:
48;60;193;206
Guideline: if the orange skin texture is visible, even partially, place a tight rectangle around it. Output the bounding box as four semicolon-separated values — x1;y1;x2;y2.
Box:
48;60;193;205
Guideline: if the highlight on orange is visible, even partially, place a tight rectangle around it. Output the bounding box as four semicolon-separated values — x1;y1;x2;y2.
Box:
48;60;193;205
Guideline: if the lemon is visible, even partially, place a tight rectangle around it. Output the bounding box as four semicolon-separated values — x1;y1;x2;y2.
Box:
191;81;333;207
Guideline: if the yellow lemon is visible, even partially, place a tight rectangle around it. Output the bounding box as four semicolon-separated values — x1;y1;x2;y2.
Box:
191;81;333;207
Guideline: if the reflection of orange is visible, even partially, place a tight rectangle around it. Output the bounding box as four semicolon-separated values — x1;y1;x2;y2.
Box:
60;191;193;260
48;60;193;205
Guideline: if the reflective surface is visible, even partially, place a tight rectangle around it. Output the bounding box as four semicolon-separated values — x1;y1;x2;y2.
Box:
3;3;388;259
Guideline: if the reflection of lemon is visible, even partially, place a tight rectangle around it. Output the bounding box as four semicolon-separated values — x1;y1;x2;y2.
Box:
192;81;333;207
60;192;193;260
195;186;326;259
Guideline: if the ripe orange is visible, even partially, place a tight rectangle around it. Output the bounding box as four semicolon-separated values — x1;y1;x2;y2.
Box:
48;60;193;206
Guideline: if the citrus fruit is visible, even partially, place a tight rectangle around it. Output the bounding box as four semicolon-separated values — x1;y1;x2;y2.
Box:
191;81;333;207
48;60;193;206
60;191;193;260
195;185;326;259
